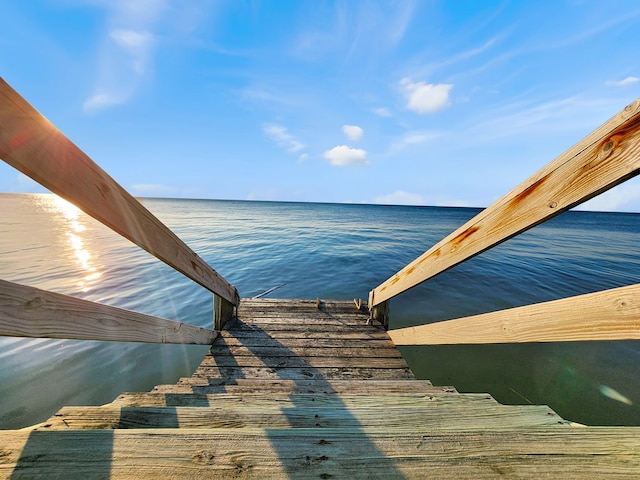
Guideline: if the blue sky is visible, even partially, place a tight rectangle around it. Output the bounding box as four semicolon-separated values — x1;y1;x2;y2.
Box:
1;0;640;211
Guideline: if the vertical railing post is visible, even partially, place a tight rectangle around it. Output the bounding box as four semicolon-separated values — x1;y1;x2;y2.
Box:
214;288;239;331
368;290;390;330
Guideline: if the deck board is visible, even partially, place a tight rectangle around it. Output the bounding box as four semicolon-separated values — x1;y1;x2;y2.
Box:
1;298;638;479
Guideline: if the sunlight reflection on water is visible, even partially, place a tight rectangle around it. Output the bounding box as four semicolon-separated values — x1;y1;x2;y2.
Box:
50;195;103;292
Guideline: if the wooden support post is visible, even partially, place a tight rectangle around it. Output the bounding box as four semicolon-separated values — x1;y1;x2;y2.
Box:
214;289;238;331
369;291;390;329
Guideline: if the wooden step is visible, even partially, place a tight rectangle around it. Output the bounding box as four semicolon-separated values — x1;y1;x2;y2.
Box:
213;336;397;348
188;366;415;381
149;379;456;395
122;378;460;406
209;344;403;358
196;353;410;369
40;403;566;431
220;322;388;334
114;389;501;408
2;428;639;478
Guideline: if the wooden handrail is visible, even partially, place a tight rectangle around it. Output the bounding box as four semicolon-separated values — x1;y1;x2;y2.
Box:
0;78;238;307
0;279;217;344
388;282;640;345
370;97;640;309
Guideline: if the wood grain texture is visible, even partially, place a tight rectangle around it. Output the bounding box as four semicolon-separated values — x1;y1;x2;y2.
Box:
2;428;639;479
3;298;640;478
371;97;640;306
0;279;216;344
112;389;469;407
0;78;238;304
148;379;453;396
389;283;640;345
42;403;563;430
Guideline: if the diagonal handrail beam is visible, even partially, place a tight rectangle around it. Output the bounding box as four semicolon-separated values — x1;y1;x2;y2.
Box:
388;282;640;345
370;97;640;309
0;279;217;344
0;78;238;307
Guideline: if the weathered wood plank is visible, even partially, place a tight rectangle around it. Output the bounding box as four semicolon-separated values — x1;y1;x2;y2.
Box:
389;283;640;345
191;366;416;380
209;345;403;358
236;314;375;326
241;299;363;309
0;279;216;344
223;321;386;333
0;78;238;304
2;429;639;479
371;97;640;306
42;403;563;430
199;354;409;369
149;379;451;396
219;329;391;340
88;392;498;412
112;389;471;407
213;336;397;348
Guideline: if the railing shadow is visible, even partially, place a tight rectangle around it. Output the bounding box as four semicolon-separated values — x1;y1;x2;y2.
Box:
200;305;407;478
9;429;113;479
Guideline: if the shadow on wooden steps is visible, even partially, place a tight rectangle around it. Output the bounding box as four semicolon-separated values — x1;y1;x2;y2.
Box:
3;299;640;478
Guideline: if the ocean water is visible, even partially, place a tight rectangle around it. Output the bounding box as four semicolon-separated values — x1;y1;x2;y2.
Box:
1;193;639;428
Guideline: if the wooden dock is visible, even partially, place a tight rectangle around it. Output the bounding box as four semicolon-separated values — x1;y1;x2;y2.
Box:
1;299;639;479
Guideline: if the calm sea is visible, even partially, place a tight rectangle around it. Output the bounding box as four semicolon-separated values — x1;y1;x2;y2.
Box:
1;193;639;428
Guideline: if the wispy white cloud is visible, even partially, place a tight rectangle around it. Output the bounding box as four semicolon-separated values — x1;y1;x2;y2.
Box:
375;190;424;205
292;0;416;62
400;78;453;114
323;145;368;166
373;107;392;117
386;0;416;47
83;91;126;111
390;130;444;152
263;123;305;152
463;95;617;145
606;76;639;87
298;153;309;162
342;124;363;141
82;0;174;112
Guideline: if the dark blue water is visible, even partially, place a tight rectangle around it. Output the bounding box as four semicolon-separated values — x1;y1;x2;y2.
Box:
1;193;639;428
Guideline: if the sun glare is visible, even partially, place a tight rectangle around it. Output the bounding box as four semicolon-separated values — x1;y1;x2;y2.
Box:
51;195;103;292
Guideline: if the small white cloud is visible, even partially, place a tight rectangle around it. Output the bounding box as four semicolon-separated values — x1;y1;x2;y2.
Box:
342;124;364;141
606;76;639;87
323;145;368;167
400;78;453;114
373;107;392;117
298;153;309;161
375;190;425;206
263;124;304;152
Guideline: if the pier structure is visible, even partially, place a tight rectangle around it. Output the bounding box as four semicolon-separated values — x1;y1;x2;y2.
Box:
1;79;640;477
2;299;639;477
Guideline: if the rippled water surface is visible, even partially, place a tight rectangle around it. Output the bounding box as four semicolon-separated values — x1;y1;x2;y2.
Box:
1;193;639;428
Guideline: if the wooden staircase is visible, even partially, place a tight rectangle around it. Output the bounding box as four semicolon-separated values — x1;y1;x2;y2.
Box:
1;299;639;478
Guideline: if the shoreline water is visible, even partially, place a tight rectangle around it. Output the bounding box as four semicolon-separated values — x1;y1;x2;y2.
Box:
1;193;639;428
